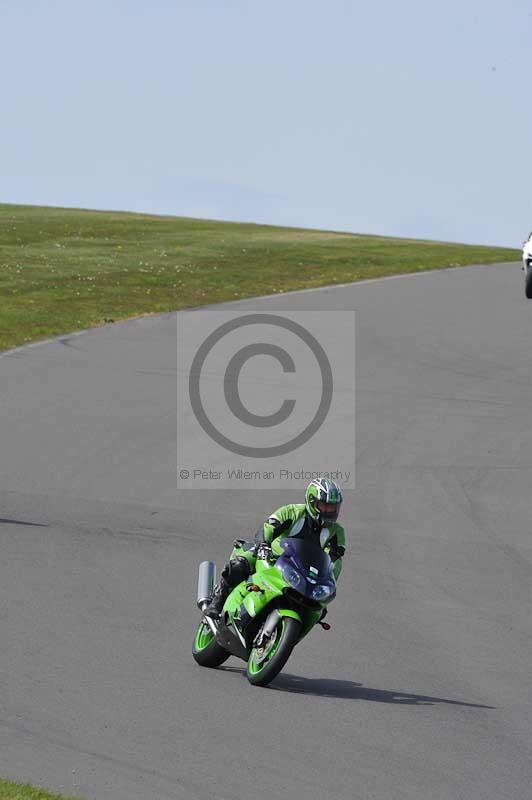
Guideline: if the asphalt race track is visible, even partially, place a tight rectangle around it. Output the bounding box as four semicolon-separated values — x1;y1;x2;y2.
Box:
2;261;532;800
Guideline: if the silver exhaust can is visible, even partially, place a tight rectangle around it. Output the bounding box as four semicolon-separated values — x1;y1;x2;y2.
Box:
197;561;216;609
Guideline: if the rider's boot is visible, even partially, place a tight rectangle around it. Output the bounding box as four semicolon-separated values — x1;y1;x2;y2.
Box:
204;555;252;619
204;575;230;618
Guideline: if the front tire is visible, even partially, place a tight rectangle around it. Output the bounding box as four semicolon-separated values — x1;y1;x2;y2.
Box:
526;265;532;299
192;619;230;668
246;617;301;687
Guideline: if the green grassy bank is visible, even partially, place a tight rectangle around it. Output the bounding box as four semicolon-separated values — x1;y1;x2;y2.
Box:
0;778;81;800
0;203;518;351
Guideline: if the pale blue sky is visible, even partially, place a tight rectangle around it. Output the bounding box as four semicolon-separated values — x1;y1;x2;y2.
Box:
1;0;530;245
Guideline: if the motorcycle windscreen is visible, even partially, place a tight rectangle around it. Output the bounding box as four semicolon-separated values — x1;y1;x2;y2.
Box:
277;538;334;579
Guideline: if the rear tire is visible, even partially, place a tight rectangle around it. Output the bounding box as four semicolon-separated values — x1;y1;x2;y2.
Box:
526;264;532;299
192;619;230;668
246;617;301;687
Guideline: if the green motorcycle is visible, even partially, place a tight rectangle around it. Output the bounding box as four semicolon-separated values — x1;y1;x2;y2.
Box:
192;539;336;687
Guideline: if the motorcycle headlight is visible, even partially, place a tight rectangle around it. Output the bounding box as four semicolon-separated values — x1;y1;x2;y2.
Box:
280;563;305;591
311;582;335;601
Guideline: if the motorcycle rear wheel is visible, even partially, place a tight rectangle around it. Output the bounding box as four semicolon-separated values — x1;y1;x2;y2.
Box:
246;617;301;687
192;619;230;668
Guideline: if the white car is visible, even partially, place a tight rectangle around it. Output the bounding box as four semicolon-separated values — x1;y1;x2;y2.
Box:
523;233;532;298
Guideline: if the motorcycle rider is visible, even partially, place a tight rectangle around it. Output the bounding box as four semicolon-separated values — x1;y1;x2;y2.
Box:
205;478;346;619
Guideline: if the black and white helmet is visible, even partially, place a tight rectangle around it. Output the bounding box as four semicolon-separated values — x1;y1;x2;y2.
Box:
305;478;343;526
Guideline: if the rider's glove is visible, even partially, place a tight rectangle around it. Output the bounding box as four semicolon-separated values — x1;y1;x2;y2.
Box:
255;543;274;562
328;545;345;561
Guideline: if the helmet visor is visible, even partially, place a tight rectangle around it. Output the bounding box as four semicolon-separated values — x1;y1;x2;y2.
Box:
316;500;340;523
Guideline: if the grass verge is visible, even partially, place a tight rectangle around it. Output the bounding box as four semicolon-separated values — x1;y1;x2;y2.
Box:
0;203;519;351
0;778;82;800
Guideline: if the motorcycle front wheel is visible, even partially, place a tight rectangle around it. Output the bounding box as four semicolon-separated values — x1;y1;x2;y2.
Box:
192;618;230;668
246;617;301;687
525;264;532;299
